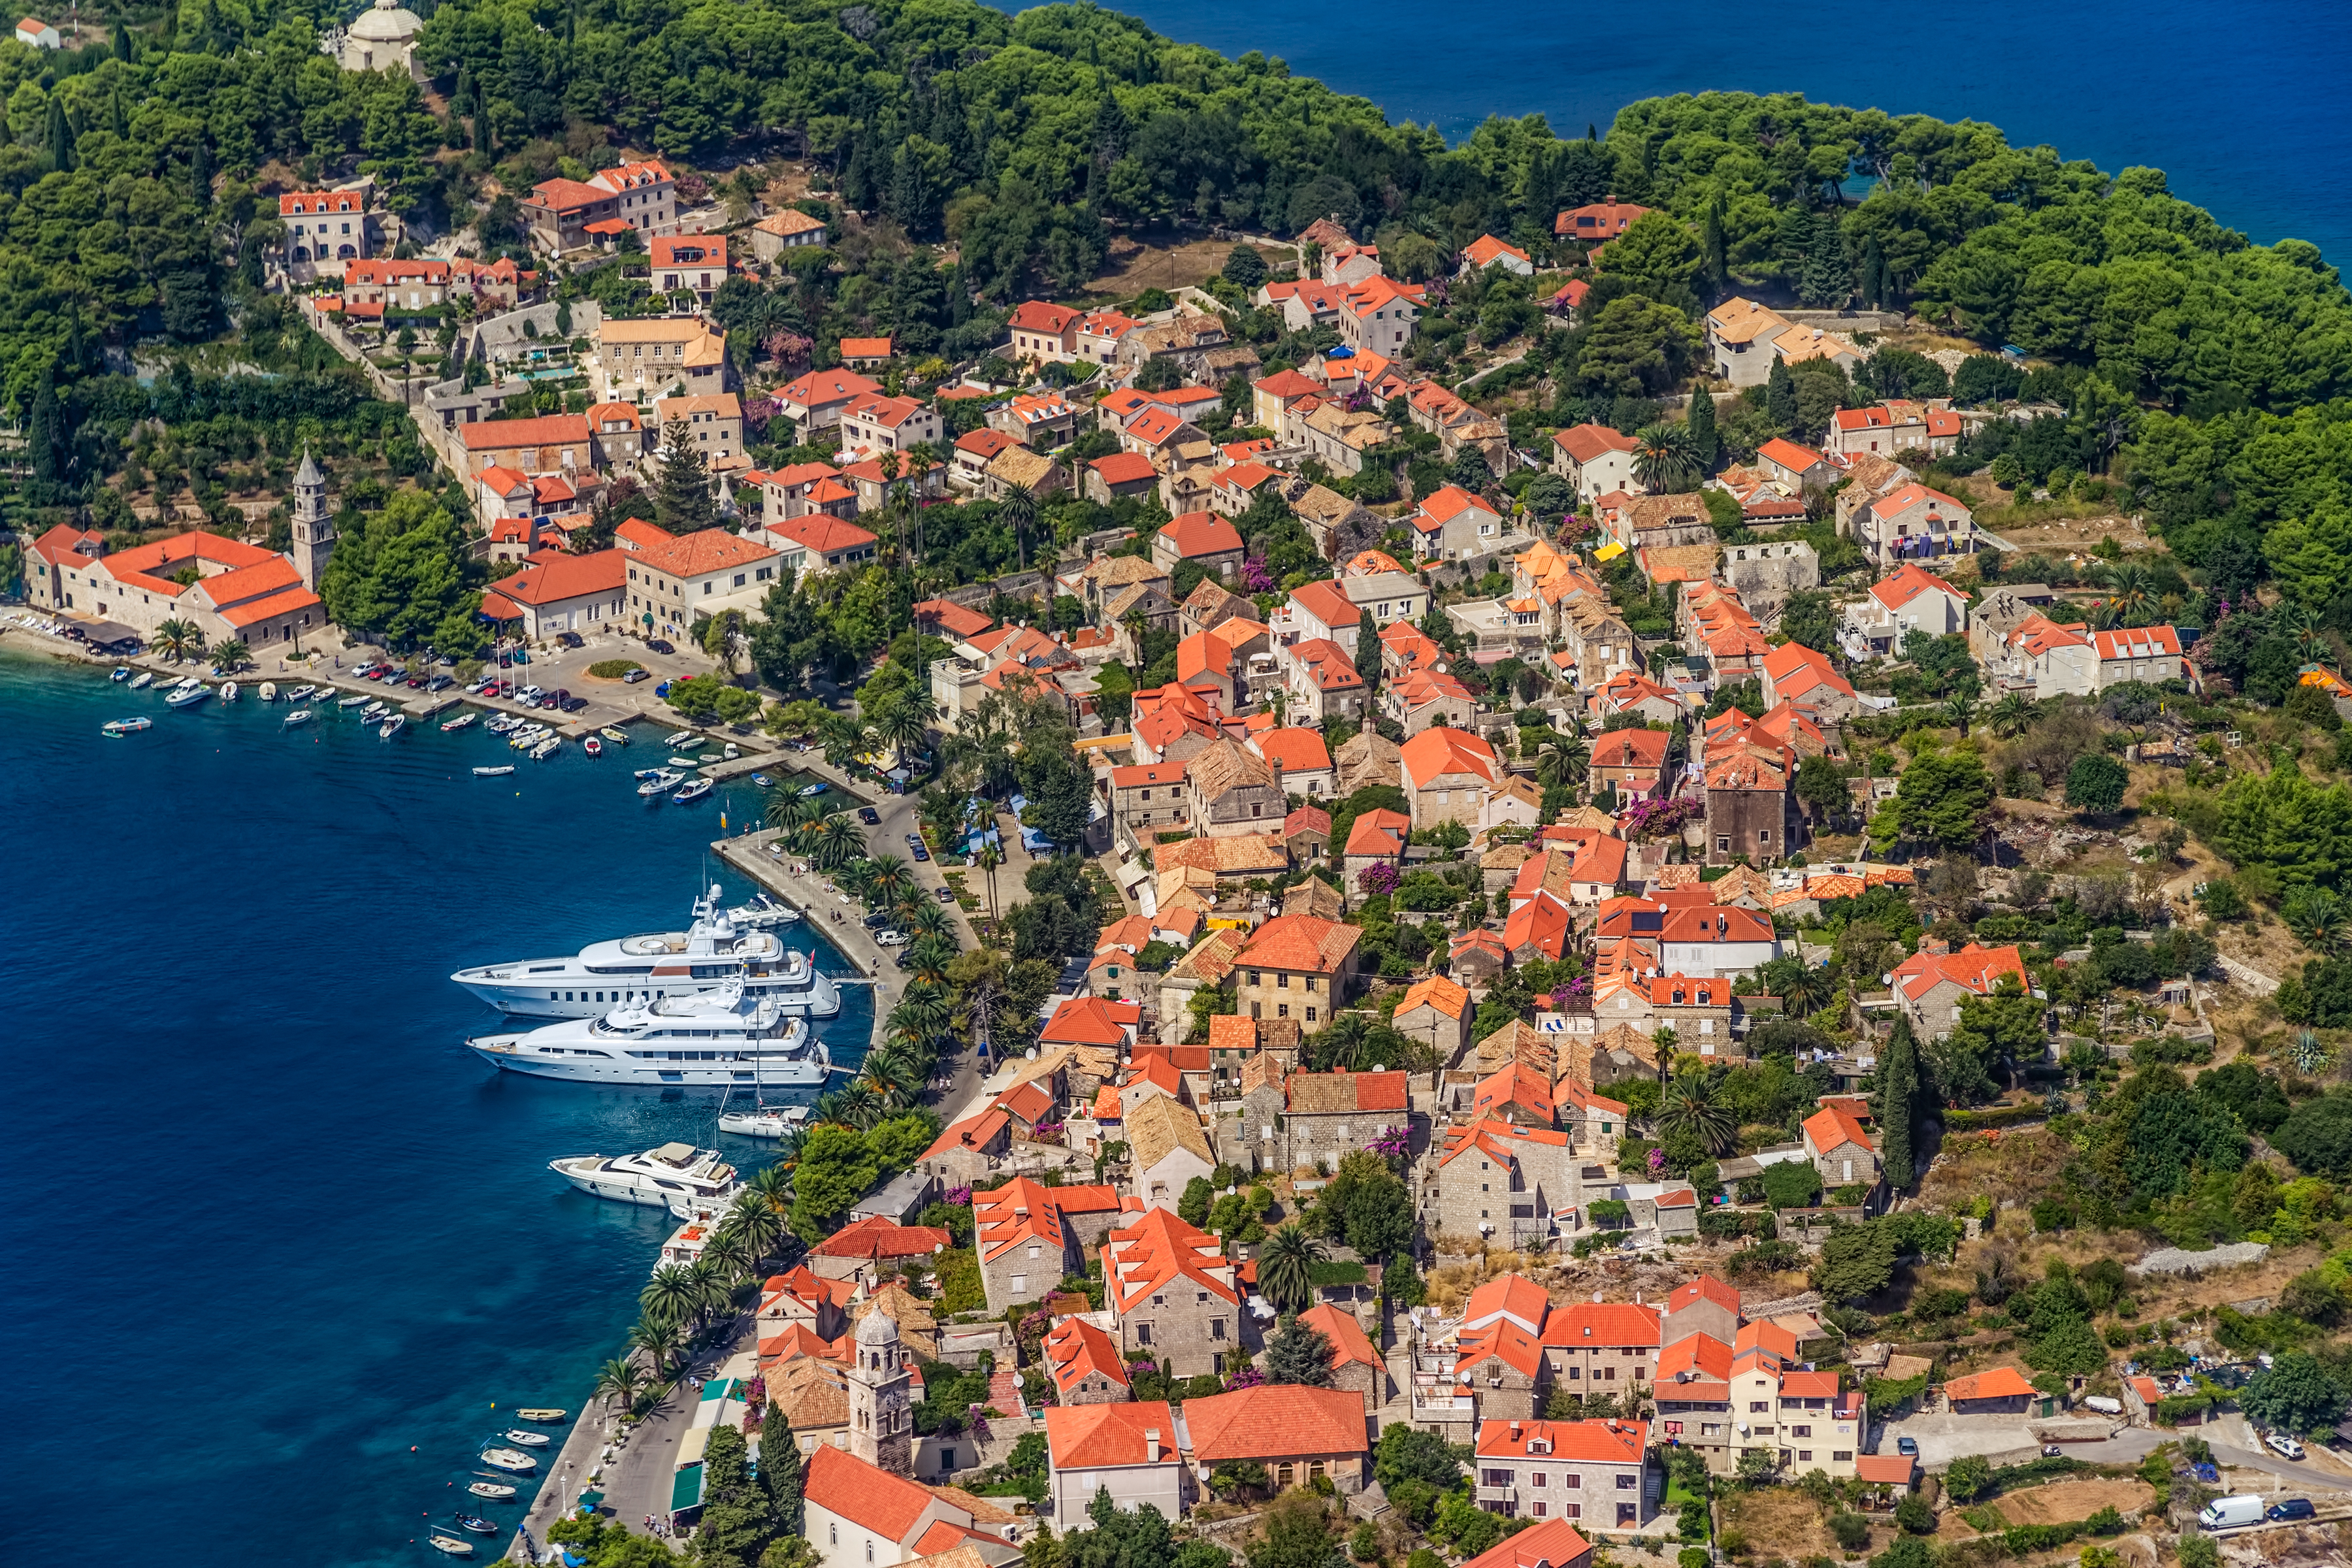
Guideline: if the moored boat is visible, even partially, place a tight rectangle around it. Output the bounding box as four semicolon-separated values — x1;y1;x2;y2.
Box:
220;681;240;702
442;710;480;732
103;717;153;737
361;700;388;721
110;666;130;681
598;727;629;745
583;736;602;757
530;736;560;760
259;681;278;701
453;1514;499;1536
427;1533;476;1557
287;683;316;701
380;714;407;740
284;708;314;727
127;671;154;690
466;1482;516;1501
752;774;772;787
547;1142;739;1206
672;777;714;804
514;1408;567;1423
479;1448;536;1473
718;1103;810;1138
636;770;684;797
667;755;702;769
500;1428;550;1448
338;692;371;709
474;764;516;777
165;684;212;709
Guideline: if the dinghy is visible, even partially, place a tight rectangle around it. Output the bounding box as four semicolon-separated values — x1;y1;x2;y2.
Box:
427;1534;476;1556
474;765;516;777
466;1482;517;1501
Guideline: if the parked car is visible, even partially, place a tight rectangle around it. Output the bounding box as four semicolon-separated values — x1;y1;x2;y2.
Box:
2200;1496;2264;1531
935;887;956;902
406;673;427;688
427;674;454;692
876;930;907;946
437;654;458;667
2267;1499;2315;1522
623;668;651;683
557;631;585;649
1895;1437;1918;1458
858;807;881;825
2040;1446;2064;1458
862;912;891;930
560;694;587;713
910;843;930;861
517;685;544;702
655;681;672;698
2266;1431;2307;1461
646;639;674;654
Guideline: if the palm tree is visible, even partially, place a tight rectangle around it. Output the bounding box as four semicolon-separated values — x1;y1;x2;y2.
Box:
1986;693;2036;739
861;1051;915;1106
864;853;917;912
904;900;956;945
210;638;250;671
872;696;931;774
1657;1073;1738;1157
809;1089;849;1128
818;712;868;768
152;619;201;662
834;1081;885;1130
904;935;958;987
720;1188;785;1268
1940;693;1974;738
642;1264;703;1327
629;1317;685;1379
1536;738;1589;790
811;815;869;871
1258;1222;1325;1315
1631;424;1699;492
1312;1013;1372;1071
2100;562;2156;625
2283;601;2330;666
1775;961;1835;1019
703;1229;756;1286
687;1254;734;1322
592;1357;648;1413
977;841;1004;924
747;1160;793;1213
1000;482;1038;570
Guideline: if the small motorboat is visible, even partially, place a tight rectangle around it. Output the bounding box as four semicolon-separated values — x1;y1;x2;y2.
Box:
287;683;316;701
259;681;278;701
598;727;629;745
466;1482;516;1501
697;752;723;764
361;700;388;721
723;743;740;759
103;717;153;737
474;764;516;777
284;708;314;728
796;782;826;797
530;736;560;760
637;770;683;798
110;666;130;681
514;1408;567;1423
442;710;480;732
165;684;211;709
427;1533;476;1557
501;1428;551;1448
380;715;408;740
454;1514;500;1536
487;713;521;734
338;692;372;709
666;755;703;769
127;671;154;690
752;774;772;788
633;766;668;781
669;732;700;749
583;736;602;757
479;1448;536;1473
726;893;801;928
672;777;715;804
220;681;240;702
718;1103;811;1137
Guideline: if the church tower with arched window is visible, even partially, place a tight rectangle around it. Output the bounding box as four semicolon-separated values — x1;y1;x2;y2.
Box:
847;1308;913;1475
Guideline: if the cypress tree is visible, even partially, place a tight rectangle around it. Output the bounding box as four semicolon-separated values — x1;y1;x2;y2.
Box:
1880;1014;1920;1188
1685;385;1719;473
1765;357;1797;434
1798;216;1848;308
189;137;211;205
29;370;61;484
114;22;132;61
473;106;493;158
843;135;876;212
46;98;73;174
110;88;125;141
762;1412;803;1534
1701;191;1727;293
1859;233;1886;310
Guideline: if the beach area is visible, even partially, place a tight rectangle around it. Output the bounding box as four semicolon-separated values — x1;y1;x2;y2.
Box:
0;629;873;1566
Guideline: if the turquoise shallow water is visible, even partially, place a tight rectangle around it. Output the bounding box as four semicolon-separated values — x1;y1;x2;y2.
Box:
0;647;870;1565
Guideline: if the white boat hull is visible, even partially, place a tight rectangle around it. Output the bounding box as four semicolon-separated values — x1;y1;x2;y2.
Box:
473;1032;832;1086
718;1108;810;1137
453;968;841;1019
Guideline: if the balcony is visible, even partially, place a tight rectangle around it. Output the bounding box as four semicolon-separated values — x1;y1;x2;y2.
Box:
1474;1484;1516;1505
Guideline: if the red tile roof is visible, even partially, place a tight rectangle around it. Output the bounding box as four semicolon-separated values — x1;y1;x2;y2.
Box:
1756;437;1827;472
1043;1398;1176;1468
1298;1301;1384;1373
1465;1273;1552;1332
766;513;879;555
1041;995;1137;1047
1552;423;1639;463
1458;1516;1593;1568
1042;1316;1136;1399
1854;1453;1917;1485
1945;1366;2036;1402
1089;451;1158;485
1179;1384;1369;1462
1458;1317;1548;1379
804;1443;938;1541
1803;1105;1875;1157
487;548;627;607
811;1215;953;1262
1254;727;1332;774
1158;510;1244;559
1541;1301;1662;1349
633;526;776;580
1399;726;1499;787
1288;578;1362;627
1669;1275;1742;1317
461;413;589;451
1237;914;1362;975
1102;1207;1235;1311
1475;1417;1646;1463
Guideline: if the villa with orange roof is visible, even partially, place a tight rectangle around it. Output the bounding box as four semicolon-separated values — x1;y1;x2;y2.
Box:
1842;562;1968;662
1473;1416;1652;1529
1183;1382;1373;1490
1411;484;1505;561
1460;234;1535;276
1430;1122;1576;1250
1399;727;1504;830
1759;640;1859;721
39;529;331;649
1041;1315;1133;1407
1153;510;1247;579
1887;941;2034;1039
1100;1206;1244;1377
804;1444;1013;1568
1393;974;1473;1062
1944;1365;2036;1413
1232;914;1362;1029
1043;1399;1187;1529
974;1177;1125;1313
1850;481;1980;567
1549;423;1641;503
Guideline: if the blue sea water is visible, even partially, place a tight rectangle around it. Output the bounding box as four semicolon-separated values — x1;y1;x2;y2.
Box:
0;649;872;1566
1045;0;2352;266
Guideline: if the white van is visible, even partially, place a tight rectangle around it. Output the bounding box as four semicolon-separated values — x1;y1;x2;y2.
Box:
2199;1495;2264;1531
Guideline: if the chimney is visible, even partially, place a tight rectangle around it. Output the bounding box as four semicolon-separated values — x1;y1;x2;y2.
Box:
1145;1427;1162;1462
1509;1421;1522;1440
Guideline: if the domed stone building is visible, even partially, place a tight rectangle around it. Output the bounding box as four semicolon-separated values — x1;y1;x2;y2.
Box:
340;0;423;76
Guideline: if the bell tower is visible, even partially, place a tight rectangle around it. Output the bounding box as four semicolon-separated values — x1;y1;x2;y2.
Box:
291;447;336;590
847;1308;913;1475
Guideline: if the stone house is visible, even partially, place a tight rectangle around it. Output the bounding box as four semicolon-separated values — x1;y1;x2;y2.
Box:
1279;1070;1411;1173
1044;1400;1188;1532
1298;1302;1389;1413
1426;1119;1577;1251
1801;1105;1880;1196
1232;915;1363;1029
1125;1093;1216;1211
974;1177;1126;1313
1186;737;1288;838
1393;975;1473;1068
1179;1385;1370;1493
1473;1417;1650;1529
1043;1316;1134;1407
1101;1207;1247;1379
1538;1301;1662;1399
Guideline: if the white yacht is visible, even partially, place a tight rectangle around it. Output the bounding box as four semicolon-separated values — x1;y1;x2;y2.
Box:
546;1143;738;1209
450;886;842;1019
467;985;832;1087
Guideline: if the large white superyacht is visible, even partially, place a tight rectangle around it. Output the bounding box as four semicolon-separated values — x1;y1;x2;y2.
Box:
450;885;840;1020
547;1142;741;1209
465;982;834;1087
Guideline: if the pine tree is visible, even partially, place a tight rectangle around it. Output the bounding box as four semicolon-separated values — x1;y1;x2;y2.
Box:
1765;357;1798;434
1264;1314;1337;1387
46;98;73;174
762;1412;804;1535
1774;206;1815;273
1880;1014;1920;1188
653;420;717;532
1701;191;1727;293
1685;385;1719;473
1798;217;1850;308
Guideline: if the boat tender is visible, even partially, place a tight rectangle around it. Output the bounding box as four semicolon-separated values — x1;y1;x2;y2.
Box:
598;727;629;745
466;1482;516;1501
380;715;407;740
500;1428;550;1448
514;1408;567;1423
284;708;314;727
111;666;130;681
128;671;154;690
478;1448;536;1473
103;717;153;737
428;1534;476;1557
474;765;515;777
442;710;480;732
671;777;714;804
453;1514;499;1536
220;681;240;702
